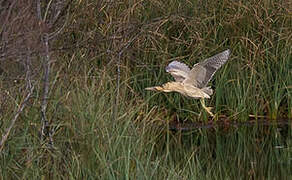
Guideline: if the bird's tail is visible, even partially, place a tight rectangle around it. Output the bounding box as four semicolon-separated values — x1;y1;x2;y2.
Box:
202;86;213;96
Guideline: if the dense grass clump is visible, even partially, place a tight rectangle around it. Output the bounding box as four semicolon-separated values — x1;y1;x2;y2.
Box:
0;0;291;179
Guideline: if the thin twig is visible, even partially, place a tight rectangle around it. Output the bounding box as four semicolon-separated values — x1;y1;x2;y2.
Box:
0;85;34;152
25;48;33;90
40;33;53;146
0;0;17;36
113;33;141;120
0;39;35;152
49;1;72;28
36;0;41;19
48;6;70;40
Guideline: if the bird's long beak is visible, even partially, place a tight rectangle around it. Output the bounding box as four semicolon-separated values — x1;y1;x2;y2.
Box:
145;86;157;91
145;86;163;91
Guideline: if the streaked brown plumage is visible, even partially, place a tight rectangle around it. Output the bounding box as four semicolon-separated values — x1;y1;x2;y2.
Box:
146;49;231;117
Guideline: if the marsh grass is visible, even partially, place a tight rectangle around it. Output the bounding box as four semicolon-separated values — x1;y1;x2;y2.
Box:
1;0;291;179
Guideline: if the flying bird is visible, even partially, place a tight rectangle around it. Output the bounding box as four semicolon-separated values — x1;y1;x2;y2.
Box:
145;49;231;117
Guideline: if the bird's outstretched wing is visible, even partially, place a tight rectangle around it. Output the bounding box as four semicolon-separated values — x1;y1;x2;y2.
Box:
184;49;231;88
165;61;190;82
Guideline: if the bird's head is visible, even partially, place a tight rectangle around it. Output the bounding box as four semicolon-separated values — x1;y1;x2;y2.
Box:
145;82;182;92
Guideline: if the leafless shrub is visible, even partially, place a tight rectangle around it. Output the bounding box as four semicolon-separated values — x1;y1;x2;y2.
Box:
0;0;70;149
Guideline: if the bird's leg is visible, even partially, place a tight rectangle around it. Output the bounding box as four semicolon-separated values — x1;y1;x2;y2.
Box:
200;99;214;117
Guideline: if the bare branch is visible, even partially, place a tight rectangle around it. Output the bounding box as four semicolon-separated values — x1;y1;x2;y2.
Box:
0;0;17;35
49;1;71;27
112;32;141;120
0;85;34;152
0;0;69;149
36;0;42;20
40;33;53;146
48;6;70;40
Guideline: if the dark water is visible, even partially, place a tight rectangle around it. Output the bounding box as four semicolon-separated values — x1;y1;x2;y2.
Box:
168;118;292;131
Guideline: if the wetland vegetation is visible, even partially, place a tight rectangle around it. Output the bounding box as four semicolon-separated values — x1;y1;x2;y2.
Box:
0;0;291;179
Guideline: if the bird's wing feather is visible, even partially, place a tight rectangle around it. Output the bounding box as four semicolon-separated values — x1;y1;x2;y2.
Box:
183;63;206;87
165;61;190;82
184;49;231;88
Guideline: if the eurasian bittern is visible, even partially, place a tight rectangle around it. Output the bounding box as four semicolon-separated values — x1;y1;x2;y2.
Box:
146;49;231;117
